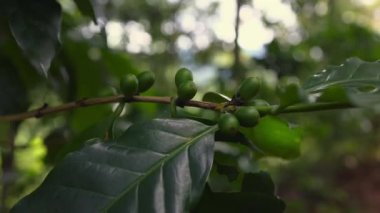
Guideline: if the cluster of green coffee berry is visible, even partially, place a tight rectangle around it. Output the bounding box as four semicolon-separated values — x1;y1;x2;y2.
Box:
172;67;262;136
120;69;262;136
120;71;156;96
218;77;261;136
120;68;301;159
174;68;198;101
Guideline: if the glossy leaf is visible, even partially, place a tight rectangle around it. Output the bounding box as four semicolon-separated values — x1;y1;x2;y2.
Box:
12;119;216;212
202;91;231;103
8;0;62;76
304;58;380;106
73;0;97;24
56;111;132;162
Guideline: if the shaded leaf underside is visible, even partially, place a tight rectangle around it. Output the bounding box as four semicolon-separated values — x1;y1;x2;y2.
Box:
8;0;61;76
303;57;380;106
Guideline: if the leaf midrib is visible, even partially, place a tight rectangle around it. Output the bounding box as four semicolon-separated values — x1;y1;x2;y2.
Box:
103;125;217;211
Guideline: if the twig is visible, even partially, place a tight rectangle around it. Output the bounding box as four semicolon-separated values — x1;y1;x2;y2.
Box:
0;95;219;121
0;93;356;122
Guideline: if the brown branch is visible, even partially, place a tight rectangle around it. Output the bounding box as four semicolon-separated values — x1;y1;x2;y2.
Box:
0;93;357;122
0;95;220;122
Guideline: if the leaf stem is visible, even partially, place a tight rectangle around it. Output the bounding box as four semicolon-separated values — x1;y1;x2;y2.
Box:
0;94;356;122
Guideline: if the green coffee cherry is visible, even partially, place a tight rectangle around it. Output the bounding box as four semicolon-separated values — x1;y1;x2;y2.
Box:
177;81;197;100
218;114;240;136
234;106;260;127
244;116;301;159
175;68;193;87
120;73;138;97
236;77;261;102
137;71;155;92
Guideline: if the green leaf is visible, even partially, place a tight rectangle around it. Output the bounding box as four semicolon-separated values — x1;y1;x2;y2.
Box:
202;92;231;103
277;83;307;107
241;171;275;195
12;119;217;212
8;0;62;76
303;57;363;92
56;112;132;162
304;57;380;106
177;108;220;125
317;86;349;103
73;0;97;24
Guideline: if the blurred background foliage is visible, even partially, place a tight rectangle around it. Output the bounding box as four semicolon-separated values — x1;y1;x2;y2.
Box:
1;0;380;212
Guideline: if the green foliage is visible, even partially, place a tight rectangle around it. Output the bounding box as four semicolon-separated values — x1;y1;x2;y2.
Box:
2;0;380;212
304;57;380;107
12;119;216;212
195;172;285;212
277;82;307;108
73;0;97;24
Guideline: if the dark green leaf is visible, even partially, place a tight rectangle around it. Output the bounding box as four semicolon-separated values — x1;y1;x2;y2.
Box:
12;119;216;212
317;86;349;103
8;0;62;76
277;83;307;107
73;0;97;24
56;113;131;162
177;108;220;125
241;171;275;195
194;185;285;213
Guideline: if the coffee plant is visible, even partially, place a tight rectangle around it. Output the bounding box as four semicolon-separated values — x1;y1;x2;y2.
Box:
1;0;380;213
4;58;380;213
